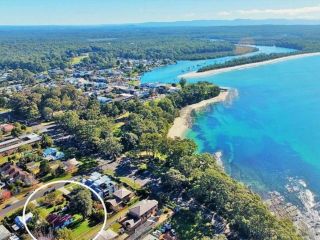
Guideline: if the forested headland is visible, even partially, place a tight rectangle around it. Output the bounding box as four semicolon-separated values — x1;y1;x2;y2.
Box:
197;53;294;72
1;25;320;73
5;81;300;239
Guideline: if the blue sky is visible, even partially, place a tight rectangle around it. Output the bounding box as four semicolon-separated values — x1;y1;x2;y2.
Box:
1;0;320;25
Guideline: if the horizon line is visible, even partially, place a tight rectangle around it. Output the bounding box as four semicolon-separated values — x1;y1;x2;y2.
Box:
1;18;320;27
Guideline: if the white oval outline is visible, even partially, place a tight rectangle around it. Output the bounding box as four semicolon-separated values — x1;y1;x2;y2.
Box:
22;180;108;240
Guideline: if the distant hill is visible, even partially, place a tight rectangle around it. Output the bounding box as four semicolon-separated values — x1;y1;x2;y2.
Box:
135;19;320;27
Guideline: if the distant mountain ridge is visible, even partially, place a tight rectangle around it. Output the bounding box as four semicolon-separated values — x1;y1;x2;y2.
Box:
135;19;320;27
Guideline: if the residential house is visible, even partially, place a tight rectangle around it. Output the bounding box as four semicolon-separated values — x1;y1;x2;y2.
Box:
25;162;39;175
122;200;158;232
0;225;11;240
0;190;11;204
0;124;14;133
114;188;133;202
0;163;38;186
106;188;133;212
14;212;33;229
43;147;65;161
0;133;41;157
97;96;112;104
83;172;118;198
46;213;73;229
63;158;82;173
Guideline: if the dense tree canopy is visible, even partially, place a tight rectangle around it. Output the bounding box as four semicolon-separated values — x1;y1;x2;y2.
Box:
2;25;320;73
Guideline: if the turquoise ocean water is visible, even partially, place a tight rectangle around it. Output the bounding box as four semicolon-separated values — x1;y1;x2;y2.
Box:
141;46;320;202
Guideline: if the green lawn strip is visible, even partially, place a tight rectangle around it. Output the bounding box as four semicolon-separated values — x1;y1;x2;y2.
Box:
44;173;73;183
103;169;115;177
0;207;22;221
64;183;77;192
69;215;102;239
119;177;141;190
110;222;122;233
112;122;125;134
40;121;55;126
116;112;130;120
0;108;11;113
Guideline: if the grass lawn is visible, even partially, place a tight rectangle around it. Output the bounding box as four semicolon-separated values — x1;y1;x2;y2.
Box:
0;156;8;165
0;152;24;165
0;108;11;113
40;121;55;126
116;112;130;120
110;222;122;233
70;55;88;65
38;205;55;219
119;177;141;190
112;122;125;134
103;169;115;177
128;80;140;86
44;173;73;183
70;215;103;239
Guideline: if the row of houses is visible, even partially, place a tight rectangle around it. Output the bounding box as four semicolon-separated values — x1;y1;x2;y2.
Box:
81;171;161;239
0;133;42;157
0;163;38;186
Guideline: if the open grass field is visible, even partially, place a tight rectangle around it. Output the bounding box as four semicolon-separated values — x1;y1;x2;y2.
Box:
69;55;88;65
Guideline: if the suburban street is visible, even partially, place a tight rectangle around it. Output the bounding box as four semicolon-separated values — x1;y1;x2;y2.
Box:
0;182;67;218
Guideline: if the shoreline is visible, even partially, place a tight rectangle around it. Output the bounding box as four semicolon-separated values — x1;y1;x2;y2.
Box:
180;52;320;79
167;90;229;139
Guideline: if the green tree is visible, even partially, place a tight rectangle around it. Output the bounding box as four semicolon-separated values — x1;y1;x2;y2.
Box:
139;133;163;157
26;103;40;121
90;209;105;224
69;189;93;219
179;77;187;88
11;122;23;137
99;137;123;161
0;97;6;108
41;134;53;148
121;132;139;151
41;107;54;120
39;160;51;176
53;163;66;177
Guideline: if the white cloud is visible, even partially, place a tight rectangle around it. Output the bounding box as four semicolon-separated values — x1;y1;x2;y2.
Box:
218;5;320;19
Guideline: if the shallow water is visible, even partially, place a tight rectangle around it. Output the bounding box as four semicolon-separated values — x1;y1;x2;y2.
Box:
142;46;320;201
187;55;320;200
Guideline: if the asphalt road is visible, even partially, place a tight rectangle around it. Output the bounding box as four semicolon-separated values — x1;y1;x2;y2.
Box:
0;182;66;218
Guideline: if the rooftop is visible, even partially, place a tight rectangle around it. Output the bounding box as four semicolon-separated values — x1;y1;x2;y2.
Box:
113;188;133;200
129;200;158;218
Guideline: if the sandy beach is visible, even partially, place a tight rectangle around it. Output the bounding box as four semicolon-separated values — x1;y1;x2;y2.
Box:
167;90;229;139
180;52;320;79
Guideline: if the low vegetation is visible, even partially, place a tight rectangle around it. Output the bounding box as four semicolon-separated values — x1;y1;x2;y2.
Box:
197;53;294;72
